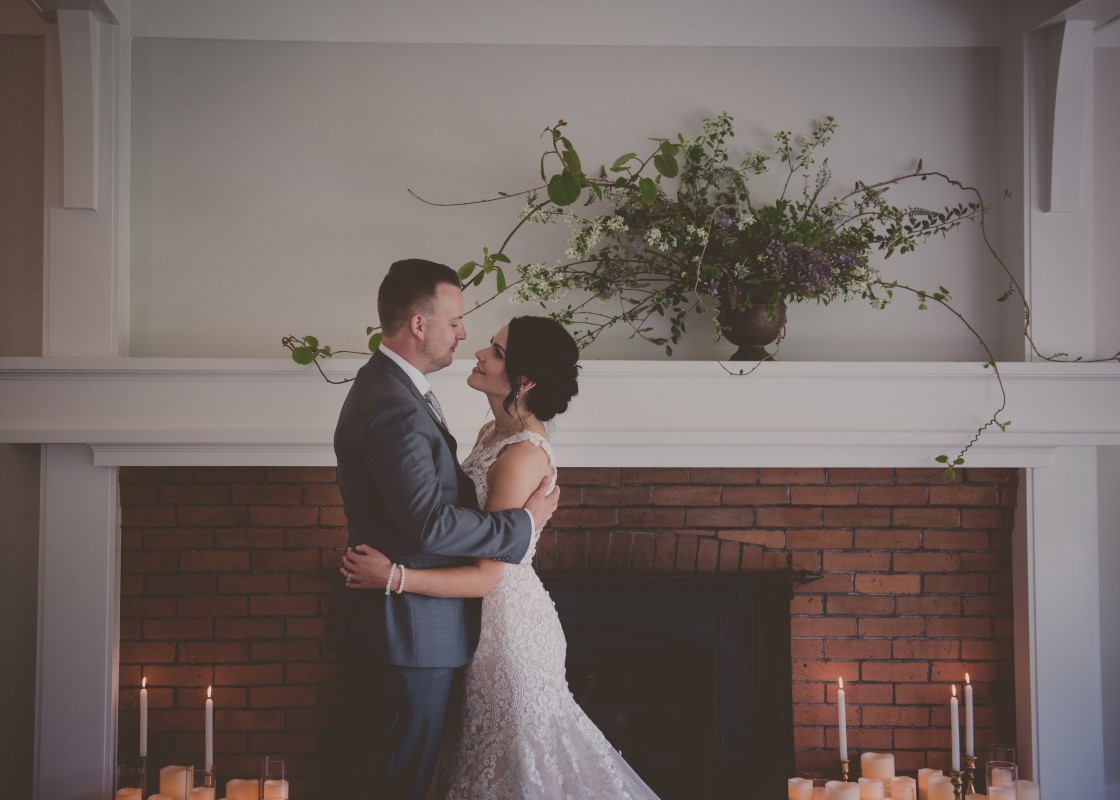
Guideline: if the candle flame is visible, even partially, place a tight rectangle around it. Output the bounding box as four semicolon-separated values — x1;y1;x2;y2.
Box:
142;677;146;689
838;677;844;689
952;684;957;698
965;672;971;685
207;685;212;699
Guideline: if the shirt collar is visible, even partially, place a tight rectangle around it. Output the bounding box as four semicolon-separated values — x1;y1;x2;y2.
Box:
379;344;432;396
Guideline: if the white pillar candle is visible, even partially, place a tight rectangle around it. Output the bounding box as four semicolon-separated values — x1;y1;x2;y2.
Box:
927;774;955;800
825;780;860;800
950;685;961;772
188;788;215;800
148;795;174;800
224;779;258;800
860;752;895;781
159;765;191;800
891;781;916;800
837;677;848;762
789;777;814;800
890;775;917;798
115;789;141;800
1016;779;1041;800
989;787;1017;799
204;686;214;772
964;673;974;757
917;768;943;800
139;678;148;759
262;779;289;799
990;765;1016;787
857;776;884;799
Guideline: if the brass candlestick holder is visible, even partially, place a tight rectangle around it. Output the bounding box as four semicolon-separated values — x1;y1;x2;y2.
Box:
140;756;148;798
840;759;850;782
963;754;976;795
203;768;215;788
949;769;963;799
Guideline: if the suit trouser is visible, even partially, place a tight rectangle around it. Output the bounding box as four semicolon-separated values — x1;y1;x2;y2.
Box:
331;658;456;800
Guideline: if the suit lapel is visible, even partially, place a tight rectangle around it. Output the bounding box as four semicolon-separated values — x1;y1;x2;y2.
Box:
369;350;459;451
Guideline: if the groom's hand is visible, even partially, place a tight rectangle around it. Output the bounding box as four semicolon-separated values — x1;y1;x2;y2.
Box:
523;476;560;532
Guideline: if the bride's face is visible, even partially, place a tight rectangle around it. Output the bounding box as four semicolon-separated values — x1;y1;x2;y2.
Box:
467;325;512;399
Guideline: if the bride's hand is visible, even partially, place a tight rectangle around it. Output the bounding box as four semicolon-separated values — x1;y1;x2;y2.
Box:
341;544;392;589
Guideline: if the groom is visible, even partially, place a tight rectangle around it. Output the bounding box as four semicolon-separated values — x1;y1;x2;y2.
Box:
325;259;558;800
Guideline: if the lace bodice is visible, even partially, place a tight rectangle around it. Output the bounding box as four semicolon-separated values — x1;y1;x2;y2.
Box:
431;422;659;799
460;422;557;566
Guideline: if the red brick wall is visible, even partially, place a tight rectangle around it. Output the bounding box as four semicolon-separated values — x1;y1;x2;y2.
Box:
118;465;1017;794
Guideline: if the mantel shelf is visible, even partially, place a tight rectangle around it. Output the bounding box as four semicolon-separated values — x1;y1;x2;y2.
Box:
3;357;1117;466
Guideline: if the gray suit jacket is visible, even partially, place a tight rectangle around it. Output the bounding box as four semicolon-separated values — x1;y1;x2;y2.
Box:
325;350;531;667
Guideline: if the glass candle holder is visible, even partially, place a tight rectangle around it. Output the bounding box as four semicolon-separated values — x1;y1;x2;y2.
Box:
260;756;288;800
986;761;1018;798
114;765;144;800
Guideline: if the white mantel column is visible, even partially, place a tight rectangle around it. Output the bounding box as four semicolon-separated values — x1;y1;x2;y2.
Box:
36;1;131;798
1016;447;1105;797
37;445;121;800
1000;2;1113;797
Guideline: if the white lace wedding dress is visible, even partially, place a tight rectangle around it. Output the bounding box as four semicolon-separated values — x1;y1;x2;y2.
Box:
430;422;660;800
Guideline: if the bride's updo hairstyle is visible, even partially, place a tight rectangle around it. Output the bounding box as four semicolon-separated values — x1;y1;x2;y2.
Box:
502;316;580;422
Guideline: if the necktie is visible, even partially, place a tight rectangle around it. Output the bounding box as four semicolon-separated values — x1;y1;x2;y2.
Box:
424;390;448;428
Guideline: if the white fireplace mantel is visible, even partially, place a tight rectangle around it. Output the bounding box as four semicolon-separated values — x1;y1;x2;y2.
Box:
2;357;1118;467
2;355;1117;799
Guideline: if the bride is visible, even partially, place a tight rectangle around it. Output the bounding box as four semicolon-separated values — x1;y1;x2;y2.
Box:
342;315;660;800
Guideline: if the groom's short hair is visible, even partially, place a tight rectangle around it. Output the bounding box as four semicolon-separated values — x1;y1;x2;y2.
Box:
378;259;462;336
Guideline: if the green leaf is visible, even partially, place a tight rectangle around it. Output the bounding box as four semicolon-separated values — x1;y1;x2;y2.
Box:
495;267;507;293
472;272;485;286
458;262;477;280
953;458;965;465
547;170;582;206
560;145;582;176
638;176;657;205
291;347;315;365
304;335;319;348
366;326;375;335
653;152;679;178
491;252;511;264
942;467;956;480
935;455;950;463
368;332;383;352
611;153;637;171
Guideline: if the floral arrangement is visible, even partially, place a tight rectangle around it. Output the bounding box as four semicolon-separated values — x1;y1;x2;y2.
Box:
464;113;985;355
284;112;1117;476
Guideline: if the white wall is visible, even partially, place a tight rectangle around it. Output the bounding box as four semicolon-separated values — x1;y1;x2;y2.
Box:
129;40;1012;361
1096;46;1120;361
0;5;47;797
1095;39;1120;800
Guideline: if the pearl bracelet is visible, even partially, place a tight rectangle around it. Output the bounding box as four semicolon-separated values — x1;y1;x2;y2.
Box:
396;564;407;595
385;563;398;596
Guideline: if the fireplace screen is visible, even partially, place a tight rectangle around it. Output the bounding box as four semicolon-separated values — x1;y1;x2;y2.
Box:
541;574;795;799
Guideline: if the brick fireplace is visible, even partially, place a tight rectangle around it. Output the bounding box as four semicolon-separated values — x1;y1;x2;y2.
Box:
117;463;1017;796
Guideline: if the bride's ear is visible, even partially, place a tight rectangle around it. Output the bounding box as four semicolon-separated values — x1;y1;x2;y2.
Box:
518;378;537;393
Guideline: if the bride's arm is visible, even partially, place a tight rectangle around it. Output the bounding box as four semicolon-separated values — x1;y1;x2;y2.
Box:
342;545;503;597
343;441;552;598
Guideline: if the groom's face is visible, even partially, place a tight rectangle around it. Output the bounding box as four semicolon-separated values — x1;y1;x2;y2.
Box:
418;282;467;373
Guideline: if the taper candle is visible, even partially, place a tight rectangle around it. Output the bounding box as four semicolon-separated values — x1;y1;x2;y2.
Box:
139;678;148;759
963;673;974;757
205;686;214;772
837;677;848;762
950;685;960;772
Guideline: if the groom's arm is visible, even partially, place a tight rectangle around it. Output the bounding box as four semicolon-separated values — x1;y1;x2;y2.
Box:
362;394;533;562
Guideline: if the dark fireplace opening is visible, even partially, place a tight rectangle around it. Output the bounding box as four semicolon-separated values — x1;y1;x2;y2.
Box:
542;573;795;799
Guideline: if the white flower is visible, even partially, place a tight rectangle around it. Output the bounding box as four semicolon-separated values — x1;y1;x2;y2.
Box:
736;211;756;231
512;262;571;303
